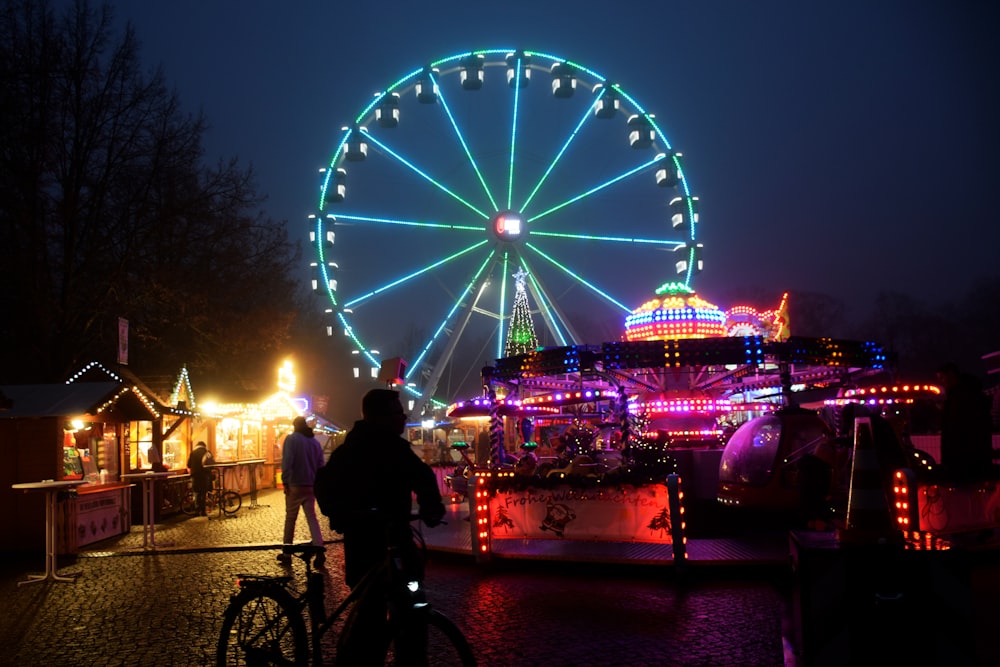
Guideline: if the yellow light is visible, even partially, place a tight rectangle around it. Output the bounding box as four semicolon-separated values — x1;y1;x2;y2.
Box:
277;359;296;393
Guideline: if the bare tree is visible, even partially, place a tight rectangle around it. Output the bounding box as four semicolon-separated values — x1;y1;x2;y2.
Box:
0;0;299;389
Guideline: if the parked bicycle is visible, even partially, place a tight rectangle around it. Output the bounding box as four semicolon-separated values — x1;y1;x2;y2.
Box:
217;516;475;666
181;474;241;517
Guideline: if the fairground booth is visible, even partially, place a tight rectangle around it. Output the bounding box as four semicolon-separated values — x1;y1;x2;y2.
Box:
2;360;335;556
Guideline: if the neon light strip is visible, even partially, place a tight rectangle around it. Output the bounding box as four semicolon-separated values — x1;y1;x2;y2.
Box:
431;71;500;212
524;243;632;313
519;91;599;213
507;55;521;210
497;251;509;359
526;155;663;224
312;215;338;308
530;230;683;247
344;240;488;309
354;68;422;124
682;245;694;284
686;188;698;243
407;250;497;378
521;388;620;405
330;212;482;232
360;130;490;219
318;133;349;210
612;83;695;205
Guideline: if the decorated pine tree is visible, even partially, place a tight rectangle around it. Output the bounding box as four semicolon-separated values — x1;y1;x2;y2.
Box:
504;268;538;357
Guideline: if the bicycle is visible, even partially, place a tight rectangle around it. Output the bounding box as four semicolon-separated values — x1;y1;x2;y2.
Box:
181;474;242;517
217;516;476;666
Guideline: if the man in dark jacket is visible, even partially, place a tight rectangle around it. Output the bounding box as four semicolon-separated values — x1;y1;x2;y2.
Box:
186;441;214;516
321;389;445;666
324;389;445;586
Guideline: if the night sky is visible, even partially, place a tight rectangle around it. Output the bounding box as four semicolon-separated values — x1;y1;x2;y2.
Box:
102;1;999;403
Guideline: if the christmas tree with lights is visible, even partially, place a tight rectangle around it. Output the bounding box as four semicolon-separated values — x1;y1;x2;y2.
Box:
504;267;539;357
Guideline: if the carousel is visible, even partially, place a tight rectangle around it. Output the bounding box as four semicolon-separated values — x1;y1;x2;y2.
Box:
446;282;891;559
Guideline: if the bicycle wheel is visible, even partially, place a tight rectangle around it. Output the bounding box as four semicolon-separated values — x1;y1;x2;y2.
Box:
384;609;477;667
217;587;308;666
221;490;243;515
180;490;198;516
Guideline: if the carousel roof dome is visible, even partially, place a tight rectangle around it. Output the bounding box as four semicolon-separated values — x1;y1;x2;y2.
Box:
623;282;726;341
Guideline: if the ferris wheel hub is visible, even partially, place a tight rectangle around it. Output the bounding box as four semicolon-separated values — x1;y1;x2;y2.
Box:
490;210;526;243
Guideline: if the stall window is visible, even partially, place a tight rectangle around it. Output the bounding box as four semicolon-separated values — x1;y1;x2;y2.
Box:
62;426;84;480
161;414;192;470
128;421;154;470
162;438;182;470
64;422;118;483
240;421;262;459
216;418;240;462
97;425;119;480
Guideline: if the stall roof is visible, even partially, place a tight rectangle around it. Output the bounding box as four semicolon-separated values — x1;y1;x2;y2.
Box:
0;382;164;421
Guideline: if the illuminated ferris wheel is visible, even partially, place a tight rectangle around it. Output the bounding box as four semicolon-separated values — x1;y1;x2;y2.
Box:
309;48;702;416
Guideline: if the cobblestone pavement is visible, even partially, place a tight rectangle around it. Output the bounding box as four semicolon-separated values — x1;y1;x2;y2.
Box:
1;488;794;666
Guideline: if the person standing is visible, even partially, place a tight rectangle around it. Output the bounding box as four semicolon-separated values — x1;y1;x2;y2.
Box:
936;362;994;482
318;389;445;666
186;441;214;516
279;416;327;565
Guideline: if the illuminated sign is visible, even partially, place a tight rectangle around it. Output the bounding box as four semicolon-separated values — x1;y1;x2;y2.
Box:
490;210;524;242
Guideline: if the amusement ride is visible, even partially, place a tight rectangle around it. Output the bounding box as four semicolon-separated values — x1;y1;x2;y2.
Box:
307;48;907;524
308;48;702;419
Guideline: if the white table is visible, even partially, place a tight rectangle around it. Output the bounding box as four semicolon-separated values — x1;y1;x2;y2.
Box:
11;480;87;585
121;471;175;549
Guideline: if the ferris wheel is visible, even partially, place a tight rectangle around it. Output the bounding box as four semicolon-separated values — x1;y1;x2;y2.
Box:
308;48;702;417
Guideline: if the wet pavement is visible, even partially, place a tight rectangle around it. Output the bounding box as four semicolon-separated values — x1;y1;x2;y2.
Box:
1;488;795;666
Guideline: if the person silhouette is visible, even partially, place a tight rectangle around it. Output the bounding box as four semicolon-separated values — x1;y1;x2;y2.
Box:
278;416;326;566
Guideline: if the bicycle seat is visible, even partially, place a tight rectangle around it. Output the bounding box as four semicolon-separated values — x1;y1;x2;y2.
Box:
280;543;326;556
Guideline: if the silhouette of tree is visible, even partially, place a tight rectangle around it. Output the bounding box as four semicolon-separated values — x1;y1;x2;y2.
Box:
0;0;299;389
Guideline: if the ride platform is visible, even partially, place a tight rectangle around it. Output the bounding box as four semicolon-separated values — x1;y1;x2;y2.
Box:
424;503;790;568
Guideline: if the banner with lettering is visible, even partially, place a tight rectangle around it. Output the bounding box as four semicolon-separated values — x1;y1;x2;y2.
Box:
488;484;674;543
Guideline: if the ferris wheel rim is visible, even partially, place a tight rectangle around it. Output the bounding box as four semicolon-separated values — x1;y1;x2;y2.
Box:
310;47;701;411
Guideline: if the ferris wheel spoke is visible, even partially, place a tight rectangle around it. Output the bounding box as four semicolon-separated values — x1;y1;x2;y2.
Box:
507;54;524;210
342;240;488;310
519;93;601;213
360;129;491;220
524;242;632;314
525;154;664;225
529;229;684;248
332;212;483;233
406;250;499;414
429;71;501;212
